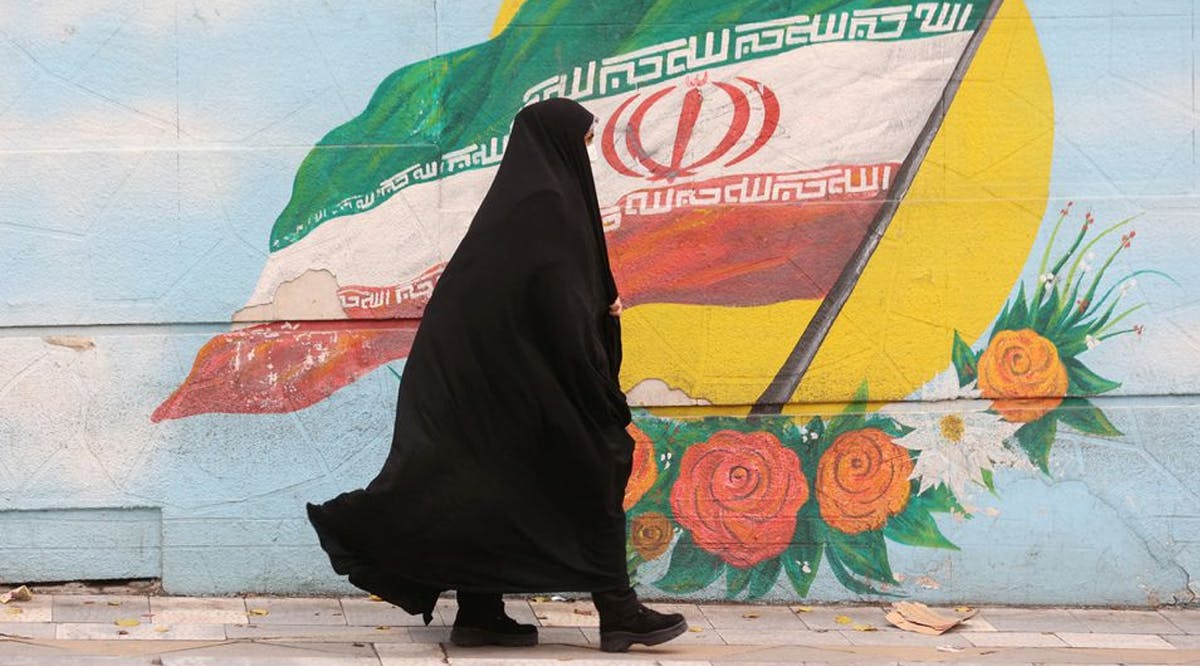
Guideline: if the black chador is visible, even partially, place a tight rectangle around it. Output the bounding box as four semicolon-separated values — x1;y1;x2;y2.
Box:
307;99;686;652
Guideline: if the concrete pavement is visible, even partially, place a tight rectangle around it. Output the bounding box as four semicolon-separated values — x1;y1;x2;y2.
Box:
0;588;1198;665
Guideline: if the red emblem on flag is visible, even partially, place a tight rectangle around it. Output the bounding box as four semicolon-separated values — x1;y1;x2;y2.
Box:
602;75;780;182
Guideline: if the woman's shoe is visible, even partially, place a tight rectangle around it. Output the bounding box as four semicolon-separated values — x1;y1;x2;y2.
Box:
450;611;538;647
598;604;688;653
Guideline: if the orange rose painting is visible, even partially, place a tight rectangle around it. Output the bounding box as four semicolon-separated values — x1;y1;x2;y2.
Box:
623;424;658;510
816;428;913;535
630;512;673;561
977;329;1069;422
669;430;808;568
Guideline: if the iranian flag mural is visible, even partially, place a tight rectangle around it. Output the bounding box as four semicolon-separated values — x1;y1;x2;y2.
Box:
154;1;997;422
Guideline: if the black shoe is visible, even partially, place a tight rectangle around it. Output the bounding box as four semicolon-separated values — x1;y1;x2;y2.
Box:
599;604;688;653
450;612;538;648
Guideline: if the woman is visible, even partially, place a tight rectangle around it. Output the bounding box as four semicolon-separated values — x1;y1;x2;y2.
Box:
306;98;687;653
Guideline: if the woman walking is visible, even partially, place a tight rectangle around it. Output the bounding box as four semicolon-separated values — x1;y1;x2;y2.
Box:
306;98;687;653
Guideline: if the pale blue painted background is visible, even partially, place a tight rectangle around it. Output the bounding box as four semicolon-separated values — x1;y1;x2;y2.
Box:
0;1;1197;603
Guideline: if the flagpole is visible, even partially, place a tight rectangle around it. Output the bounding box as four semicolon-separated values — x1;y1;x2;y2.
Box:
750;0;1006;416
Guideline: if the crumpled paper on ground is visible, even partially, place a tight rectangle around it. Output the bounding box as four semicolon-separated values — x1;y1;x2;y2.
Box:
0;586;32;604
885;601;976;635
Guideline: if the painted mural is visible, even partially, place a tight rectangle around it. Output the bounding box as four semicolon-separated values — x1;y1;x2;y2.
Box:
623;204;1164;599
145;0;1171;599
5;0;1189;601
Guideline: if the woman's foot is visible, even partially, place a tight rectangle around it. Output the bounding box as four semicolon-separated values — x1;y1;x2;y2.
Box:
450;591;538;648
450;612;538;647
599;603;688;652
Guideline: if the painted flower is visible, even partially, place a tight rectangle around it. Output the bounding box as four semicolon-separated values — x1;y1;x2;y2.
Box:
916;365;981;402
817;428;912;535
630;512;673;561
670;430;809;568
901;410;1023;501
977;329;1069;423
623;424;658;510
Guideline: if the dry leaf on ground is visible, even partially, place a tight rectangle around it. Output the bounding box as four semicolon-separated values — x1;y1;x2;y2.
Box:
834;615;853;625
247;608;270;617
114;618;140;627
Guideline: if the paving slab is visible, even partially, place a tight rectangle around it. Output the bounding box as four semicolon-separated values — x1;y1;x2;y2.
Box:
700;604;807;629
1164;633;1200;648
0;657;162;666
1068;608;1181;634
1055;631;1176;649
432;597;460;627
0;596;52;623
791;605;885;631
708;642;913;664
499;599;538;626
532;626;591;646
897;662;1034;666
226;623;413;642
713;627;849;646
838;628;973;648
957;617;997;632
158;639;380;665
708;662;849;666
975;607;1091;633
962;631;1067;648
242;597;346;626
407;626;452;644
446;640;764;661
529;599;600;627
150;597;249;625
573;624;726;647
0;621;57;639
340;597;430;628
10;595;1200;665
52;595;152;624
448;659;659;665
0;638;80;657
56;622;226;640
1158;608;1200;634
375;641;446;665
645;625;728;646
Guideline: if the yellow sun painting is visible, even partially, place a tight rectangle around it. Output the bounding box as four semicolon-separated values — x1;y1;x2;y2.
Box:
494;0;1054;410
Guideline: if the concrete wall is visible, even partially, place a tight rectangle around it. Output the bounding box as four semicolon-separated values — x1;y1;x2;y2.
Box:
1;0;1198;606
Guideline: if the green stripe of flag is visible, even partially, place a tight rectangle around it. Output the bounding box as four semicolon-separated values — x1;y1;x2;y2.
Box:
270;0;989;252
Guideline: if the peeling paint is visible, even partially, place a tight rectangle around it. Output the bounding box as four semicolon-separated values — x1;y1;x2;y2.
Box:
233;270;345;323
41;336;95;352
626;379;712;406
